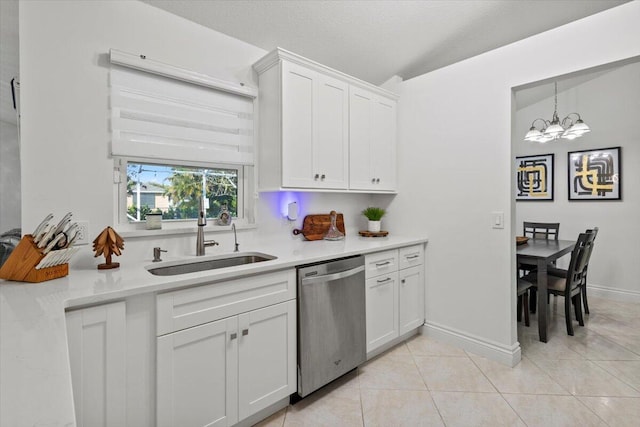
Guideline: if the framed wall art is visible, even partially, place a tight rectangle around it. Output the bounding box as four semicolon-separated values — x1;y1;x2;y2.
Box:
568;146;621;201
515;154;554;201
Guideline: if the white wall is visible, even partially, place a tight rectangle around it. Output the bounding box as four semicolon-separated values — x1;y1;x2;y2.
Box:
393;2;640;363
0;0;20;233
19;1;374;267
0;121;20;232
515;62;640;296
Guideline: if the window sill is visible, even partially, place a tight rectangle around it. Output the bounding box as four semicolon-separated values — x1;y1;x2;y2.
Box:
119;222;256;239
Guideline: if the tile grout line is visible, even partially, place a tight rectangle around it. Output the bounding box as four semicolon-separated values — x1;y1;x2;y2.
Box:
407;338;448;426
521;354;573;396
465;350;531;426
357;366;365;427
586;360;640;395
573;394;612;426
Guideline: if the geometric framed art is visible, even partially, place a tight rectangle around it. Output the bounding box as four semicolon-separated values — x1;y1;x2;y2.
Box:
568;146;621;201
515;154;554;201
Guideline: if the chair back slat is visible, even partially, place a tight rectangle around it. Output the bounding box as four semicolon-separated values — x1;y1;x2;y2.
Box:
583;227;599;270
523;222;560;241
566;232;597;294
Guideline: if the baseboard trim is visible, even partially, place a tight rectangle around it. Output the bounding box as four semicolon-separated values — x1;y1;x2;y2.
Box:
588;283;640;303
421;322;521;367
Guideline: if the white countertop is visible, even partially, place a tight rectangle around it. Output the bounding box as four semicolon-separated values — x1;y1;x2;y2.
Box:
0;234;427;427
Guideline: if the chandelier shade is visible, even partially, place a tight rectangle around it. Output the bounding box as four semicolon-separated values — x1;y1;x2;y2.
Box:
523;82;590;143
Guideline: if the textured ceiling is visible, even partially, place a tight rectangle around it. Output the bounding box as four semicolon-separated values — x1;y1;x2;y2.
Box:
0;0;630;125
142;0;629;85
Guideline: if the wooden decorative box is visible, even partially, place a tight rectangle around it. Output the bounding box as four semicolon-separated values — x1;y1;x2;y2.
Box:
0;235;69;283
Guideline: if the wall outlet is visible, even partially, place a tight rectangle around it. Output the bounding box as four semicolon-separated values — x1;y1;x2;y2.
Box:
76;221;90;245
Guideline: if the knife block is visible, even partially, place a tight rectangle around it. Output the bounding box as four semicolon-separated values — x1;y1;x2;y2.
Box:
0;235;69;283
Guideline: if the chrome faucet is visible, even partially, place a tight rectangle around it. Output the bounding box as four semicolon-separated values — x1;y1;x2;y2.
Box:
232;223;239;252
196;198;219;256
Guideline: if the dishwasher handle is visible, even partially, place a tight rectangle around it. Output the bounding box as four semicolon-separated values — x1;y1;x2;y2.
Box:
301;265;365;286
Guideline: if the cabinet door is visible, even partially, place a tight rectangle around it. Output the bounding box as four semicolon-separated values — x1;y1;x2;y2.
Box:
349;87;397;191
238;300;296;421
66;301;126;427
281;61;315;188
315;74;349;189
157;317;239;427
349;87;375;190
371;98;397;191
365;272;399;353
399;266;425;335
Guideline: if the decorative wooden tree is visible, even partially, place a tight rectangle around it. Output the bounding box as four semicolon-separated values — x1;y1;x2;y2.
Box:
93;227;125;270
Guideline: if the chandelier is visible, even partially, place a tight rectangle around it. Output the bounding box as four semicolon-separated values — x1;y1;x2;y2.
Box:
524;82;590;143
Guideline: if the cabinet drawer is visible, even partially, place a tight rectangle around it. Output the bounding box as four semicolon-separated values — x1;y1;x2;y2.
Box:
399;245;424;270
365;249;398;279
157;270;296;336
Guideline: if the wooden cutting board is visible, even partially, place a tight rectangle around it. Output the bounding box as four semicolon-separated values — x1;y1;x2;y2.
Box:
293;213;345;241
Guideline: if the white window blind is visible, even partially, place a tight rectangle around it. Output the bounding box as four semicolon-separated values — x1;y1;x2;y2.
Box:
110;67;254;165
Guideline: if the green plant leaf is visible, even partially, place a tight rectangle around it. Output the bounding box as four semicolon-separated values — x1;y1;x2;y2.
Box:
362;207;386;221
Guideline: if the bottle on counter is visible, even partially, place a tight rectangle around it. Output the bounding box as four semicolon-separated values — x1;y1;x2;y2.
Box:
323;210;344;241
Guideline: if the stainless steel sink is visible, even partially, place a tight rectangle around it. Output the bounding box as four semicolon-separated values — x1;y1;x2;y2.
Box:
147;252;277;276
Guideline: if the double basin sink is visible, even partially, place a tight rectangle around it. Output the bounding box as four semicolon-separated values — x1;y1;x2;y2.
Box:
147;252;277;276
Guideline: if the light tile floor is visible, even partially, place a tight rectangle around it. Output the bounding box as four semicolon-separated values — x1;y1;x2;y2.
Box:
255;295;640;426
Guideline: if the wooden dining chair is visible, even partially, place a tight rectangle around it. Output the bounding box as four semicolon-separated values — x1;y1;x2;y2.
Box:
524;231;596;336
581;227;599;314
517;278;533;327
523;221;560;241
521;221;560;313
545;227;599;315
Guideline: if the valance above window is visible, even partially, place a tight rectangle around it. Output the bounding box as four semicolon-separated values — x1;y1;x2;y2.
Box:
110;66;254;165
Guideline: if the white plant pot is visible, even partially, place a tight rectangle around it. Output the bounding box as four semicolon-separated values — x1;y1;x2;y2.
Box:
367;220;381;233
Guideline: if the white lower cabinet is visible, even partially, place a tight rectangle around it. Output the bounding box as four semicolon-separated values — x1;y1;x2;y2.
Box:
66;301;127;427
399;266;425;335
238;301;296;420
157;300;296;427
365;245;425;355
366;272;399;352
157;316;238;427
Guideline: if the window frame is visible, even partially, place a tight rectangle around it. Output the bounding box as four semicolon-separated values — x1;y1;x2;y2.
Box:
114;157;255;235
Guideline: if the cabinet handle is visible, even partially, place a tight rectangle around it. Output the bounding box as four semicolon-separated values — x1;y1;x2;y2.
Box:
321;174;325;180
376;277;392;284
405;254;420;260
314;174;320;180
401;279;406;284
230;333;237;340
242;329;249;336
375;261;391;267
371;178;376;183
376;178;380;183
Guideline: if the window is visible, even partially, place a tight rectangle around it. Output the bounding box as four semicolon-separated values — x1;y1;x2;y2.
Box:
108;51;257;231
121;161;244;224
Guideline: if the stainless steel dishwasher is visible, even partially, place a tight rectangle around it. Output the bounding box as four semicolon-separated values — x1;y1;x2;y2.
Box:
296;255;366;398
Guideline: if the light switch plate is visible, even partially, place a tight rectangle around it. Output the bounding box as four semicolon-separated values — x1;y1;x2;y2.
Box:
491;211;504;229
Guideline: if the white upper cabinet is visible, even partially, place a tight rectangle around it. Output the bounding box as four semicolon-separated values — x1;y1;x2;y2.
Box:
254;48;397;193
280;61;349;189
349;87;397;191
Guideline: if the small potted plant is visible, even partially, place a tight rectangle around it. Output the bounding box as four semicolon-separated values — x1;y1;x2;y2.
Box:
362;207;386;232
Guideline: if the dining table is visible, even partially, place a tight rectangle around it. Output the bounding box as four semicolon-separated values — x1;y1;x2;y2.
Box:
517;238;576;342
